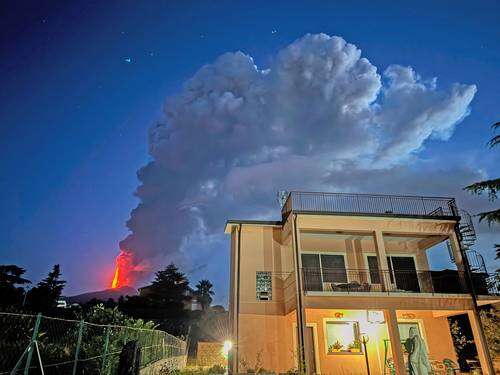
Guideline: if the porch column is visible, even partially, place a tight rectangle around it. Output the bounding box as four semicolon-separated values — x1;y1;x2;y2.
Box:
467;310;495;375
374;230;391;291
384;309;406;375
292;214;308;374
448;231;466;272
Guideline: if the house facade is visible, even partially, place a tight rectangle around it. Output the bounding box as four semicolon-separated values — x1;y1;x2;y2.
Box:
225;191;499;374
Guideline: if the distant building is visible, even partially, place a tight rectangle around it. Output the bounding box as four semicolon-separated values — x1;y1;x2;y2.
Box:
225;191;499;374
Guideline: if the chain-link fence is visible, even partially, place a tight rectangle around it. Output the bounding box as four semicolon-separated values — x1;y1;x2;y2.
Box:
0;312;187;374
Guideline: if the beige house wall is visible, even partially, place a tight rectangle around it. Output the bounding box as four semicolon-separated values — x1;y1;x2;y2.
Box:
237;308;458;375
237;311;297;373
226;213;494;374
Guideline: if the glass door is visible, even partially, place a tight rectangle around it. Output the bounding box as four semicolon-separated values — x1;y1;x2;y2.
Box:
302;254;322;291
391;257;419;292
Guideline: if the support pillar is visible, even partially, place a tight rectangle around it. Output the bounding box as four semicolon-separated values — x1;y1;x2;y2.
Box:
374;230;391;291
467;310;495;375
292;214;308;374
229;225;242;374
384;309;406;375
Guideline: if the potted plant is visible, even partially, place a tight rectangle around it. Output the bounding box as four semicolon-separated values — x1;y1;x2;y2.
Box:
328;340;344;353
348;339;361;353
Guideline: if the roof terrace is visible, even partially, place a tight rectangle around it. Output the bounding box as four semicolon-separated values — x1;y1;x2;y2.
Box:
281;191;459;220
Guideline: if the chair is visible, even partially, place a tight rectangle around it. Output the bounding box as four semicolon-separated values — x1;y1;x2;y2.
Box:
442;358;459;374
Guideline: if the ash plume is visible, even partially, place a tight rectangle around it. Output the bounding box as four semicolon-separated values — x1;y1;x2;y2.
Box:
118;33;477;287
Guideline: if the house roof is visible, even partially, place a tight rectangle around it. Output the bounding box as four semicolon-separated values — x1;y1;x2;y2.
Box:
224;219;282;233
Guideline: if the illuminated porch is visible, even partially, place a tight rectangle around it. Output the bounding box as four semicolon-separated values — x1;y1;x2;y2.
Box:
299;308;491;375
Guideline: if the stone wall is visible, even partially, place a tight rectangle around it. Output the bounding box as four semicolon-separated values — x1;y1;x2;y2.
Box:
196;341;225;368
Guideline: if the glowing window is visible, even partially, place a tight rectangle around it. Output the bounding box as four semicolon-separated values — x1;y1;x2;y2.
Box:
325;321;361;353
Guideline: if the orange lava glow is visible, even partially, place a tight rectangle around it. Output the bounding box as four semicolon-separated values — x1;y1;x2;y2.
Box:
110;250;139;288
111;266;120;289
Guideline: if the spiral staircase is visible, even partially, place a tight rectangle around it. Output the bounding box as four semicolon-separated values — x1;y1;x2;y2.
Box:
456;210;487;273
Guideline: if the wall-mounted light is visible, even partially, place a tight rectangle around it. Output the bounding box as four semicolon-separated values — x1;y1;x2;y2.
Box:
222;340;233;359
367;310;385;324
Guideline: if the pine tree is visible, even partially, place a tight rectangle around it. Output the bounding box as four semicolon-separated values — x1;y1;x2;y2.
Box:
464;122;500;225
28;264;66;312
149;263;191;311
0;265;31;306
195;279;215;311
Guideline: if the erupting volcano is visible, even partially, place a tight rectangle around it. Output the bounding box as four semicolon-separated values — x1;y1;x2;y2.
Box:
111;266;120;288
110;250;135;288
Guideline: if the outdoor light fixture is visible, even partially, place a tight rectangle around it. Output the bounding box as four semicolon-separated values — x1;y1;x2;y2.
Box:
222;340;233;359
367;310;385;324
361;334;371;375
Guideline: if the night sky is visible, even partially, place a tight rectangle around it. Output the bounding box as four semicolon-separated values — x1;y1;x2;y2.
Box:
1;1;499;303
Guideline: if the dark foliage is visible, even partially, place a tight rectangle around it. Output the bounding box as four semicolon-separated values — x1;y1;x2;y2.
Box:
27;264;66;313
464;121;499;225
0;265;31;307
119;263;192;336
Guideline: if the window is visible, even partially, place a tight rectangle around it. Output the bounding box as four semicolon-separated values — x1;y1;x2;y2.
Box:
367;255;394;283
325;321;361;354
301;253;347;288
321;254;347;283
256;272;272;300
367;256;419;291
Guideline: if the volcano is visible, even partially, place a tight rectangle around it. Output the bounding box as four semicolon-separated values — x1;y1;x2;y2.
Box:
66;286;137;304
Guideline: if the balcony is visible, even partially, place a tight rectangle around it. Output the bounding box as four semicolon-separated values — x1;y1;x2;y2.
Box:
302;268;499;296
281;191;459;219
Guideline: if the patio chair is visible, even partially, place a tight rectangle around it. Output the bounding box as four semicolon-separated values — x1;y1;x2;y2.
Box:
442;358;459;374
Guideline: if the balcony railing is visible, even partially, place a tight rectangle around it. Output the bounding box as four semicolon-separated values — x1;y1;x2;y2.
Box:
282;191;459;218
302;268;499;296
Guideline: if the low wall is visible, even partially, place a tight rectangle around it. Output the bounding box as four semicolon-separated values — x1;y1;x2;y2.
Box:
140;355;187;375
196;341;225;368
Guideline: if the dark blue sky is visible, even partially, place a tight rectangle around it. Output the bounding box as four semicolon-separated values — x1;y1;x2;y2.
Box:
1;1;499;298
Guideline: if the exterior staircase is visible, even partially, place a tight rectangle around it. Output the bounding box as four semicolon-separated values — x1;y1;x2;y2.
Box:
457;209;487;273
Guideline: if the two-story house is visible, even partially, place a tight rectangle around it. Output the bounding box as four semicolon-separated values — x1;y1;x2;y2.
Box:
225;191;499;374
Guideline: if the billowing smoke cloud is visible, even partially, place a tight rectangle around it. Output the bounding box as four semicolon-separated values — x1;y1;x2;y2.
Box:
119;33;477;286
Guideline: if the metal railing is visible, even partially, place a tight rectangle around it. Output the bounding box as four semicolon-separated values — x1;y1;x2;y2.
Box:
282;191;459;218
301;268;499;296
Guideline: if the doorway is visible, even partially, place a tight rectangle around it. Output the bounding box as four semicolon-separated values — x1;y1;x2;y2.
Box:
305;326;317;374
295;324;320;374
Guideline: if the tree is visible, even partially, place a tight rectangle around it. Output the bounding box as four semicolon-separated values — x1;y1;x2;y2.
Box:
119;263;191;335
0;265;31;306
195;279;215;311
480;307;500;358
148;263;191;309
464;122;500;225
28;264;66;312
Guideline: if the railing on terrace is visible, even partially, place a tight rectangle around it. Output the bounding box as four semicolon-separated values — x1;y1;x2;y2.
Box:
282;191;459;218
301;268;499;296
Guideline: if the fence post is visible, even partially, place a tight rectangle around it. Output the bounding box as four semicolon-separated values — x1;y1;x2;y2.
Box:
101;327;110;374
72;320;84;375
123;327;128;345
23;313;42;375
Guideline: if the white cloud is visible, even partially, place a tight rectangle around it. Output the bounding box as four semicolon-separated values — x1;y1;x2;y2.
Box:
119;33;479;285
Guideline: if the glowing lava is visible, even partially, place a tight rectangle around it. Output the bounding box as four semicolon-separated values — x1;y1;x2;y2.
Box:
110;250;140;288
111;265;120;289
